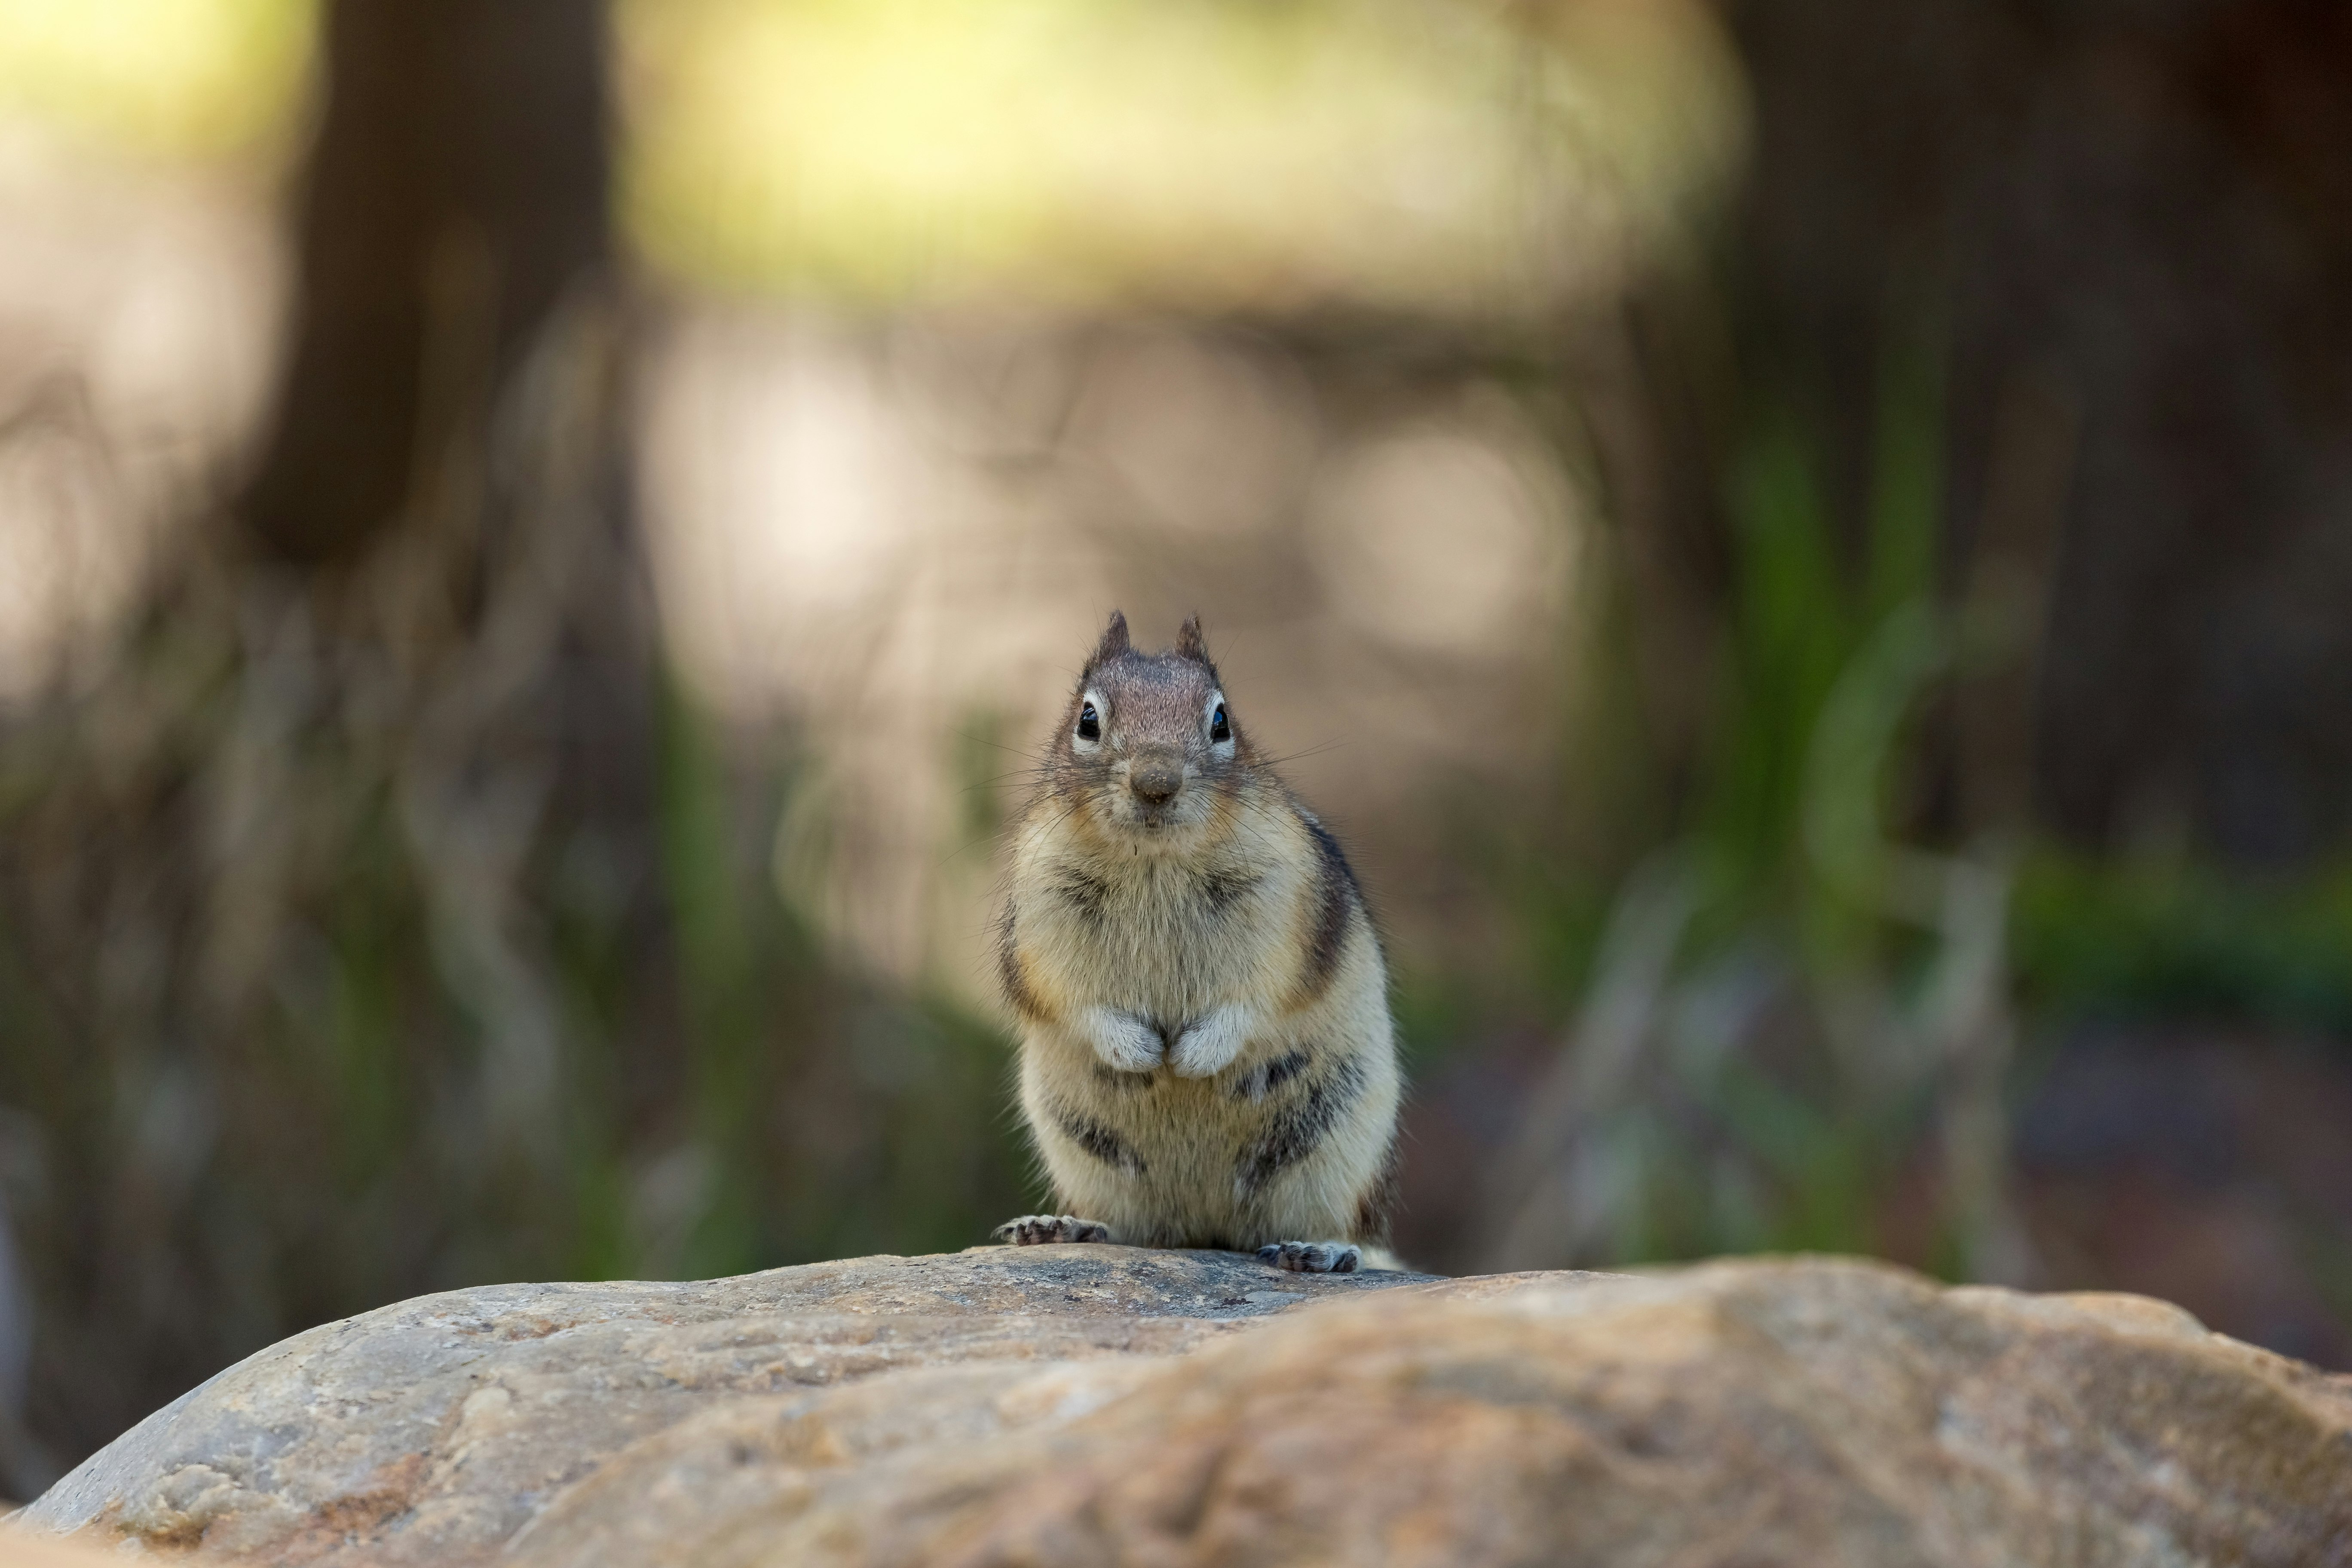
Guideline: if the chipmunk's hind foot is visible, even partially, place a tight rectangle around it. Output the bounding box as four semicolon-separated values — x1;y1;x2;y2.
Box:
994;1214;1113;1246
1257;1240;1360;1274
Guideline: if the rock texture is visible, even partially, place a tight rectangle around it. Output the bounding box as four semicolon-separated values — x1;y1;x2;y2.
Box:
20;1247;1436;1565
25;1248;2352;1566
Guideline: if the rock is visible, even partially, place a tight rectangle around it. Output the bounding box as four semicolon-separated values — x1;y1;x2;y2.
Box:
24;1250;2352;1566
19;1246;1438;1565
0;1530;121;1568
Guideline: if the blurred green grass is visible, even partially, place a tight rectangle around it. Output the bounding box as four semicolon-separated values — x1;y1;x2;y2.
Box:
2010;853;2352;1035
1467;320;2352;1281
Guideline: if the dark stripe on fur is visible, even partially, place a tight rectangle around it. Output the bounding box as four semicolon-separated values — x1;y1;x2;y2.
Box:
1054;1104;1146;1175
1297;818;1360;1003
1057;867;1112;923
1193;867;1259;915
1234;1053;1366;1197
1092;1062;1158;1091
997;913;1049;1022
1353;1134;1402;1246
1230;1047;1311;1104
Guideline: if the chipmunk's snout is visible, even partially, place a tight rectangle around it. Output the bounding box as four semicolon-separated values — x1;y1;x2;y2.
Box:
1128;748;1185;806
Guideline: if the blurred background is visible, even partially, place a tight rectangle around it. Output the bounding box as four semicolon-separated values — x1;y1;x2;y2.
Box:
6;0;2352;1491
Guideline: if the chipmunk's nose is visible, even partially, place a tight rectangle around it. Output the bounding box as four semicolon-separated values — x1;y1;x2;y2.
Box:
1129;748;1185;805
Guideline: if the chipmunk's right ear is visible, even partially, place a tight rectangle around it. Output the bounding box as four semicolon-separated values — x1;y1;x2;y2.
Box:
1173;614;1207;662
1088;610;1131;669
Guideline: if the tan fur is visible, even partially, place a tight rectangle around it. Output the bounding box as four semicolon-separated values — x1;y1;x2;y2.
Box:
996;615;1401;1257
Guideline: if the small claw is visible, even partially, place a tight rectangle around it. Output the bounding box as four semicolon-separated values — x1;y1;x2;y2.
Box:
993;1214;1113;1246
1256;1241;1360;1274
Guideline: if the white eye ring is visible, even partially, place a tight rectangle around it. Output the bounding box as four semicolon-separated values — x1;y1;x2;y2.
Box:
1074;688;1106;751
1207;691;1233;750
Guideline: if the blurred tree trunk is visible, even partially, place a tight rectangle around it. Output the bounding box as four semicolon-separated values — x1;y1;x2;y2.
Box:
1605;0;2352;864
247;0;614;568
229;0;667;1182
236;0;668;1164
2;0;677;1480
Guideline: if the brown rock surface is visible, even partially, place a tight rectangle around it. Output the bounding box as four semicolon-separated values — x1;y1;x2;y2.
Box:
0;1531;123;1568
23;1249;2352;1566
18;1247;1435;1565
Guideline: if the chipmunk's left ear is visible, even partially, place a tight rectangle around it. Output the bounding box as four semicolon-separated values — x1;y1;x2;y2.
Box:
1089;609;1131;670
1175;614;1208;662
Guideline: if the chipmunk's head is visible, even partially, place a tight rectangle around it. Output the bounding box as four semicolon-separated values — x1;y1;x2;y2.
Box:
1052;611;1250;846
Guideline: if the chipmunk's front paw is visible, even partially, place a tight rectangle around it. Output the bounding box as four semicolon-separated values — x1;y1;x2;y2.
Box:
1256;1240;1360;1274
994;1215;1113;1246
1168;1003;1253;1077
1081;1007;1165;1073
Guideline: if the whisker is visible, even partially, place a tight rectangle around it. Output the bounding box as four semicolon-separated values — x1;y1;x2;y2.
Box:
1253;738;1351;770
954;729;1053;763
959;768;1052;795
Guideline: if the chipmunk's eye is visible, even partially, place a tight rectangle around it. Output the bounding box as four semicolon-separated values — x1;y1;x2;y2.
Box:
1210;704;1230;743
1077;701;1100;742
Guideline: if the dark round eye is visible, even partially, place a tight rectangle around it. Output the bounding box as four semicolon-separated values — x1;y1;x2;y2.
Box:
1077;701;1100;742
1210;704;1230;743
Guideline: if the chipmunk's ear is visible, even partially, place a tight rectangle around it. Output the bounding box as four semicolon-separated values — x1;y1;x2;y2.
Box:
1174;614;1207;662
1090;610;1131;668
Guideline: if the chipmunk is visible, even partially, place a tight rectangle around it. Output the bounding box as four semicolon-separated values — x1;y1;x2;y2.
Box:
990;612;1402;1273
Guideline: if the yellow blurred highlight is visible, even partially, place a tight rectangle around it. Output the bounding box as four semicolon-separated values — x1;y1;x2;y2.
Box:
0;0;315;158
0;0;1740;309
622;0;1742;312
